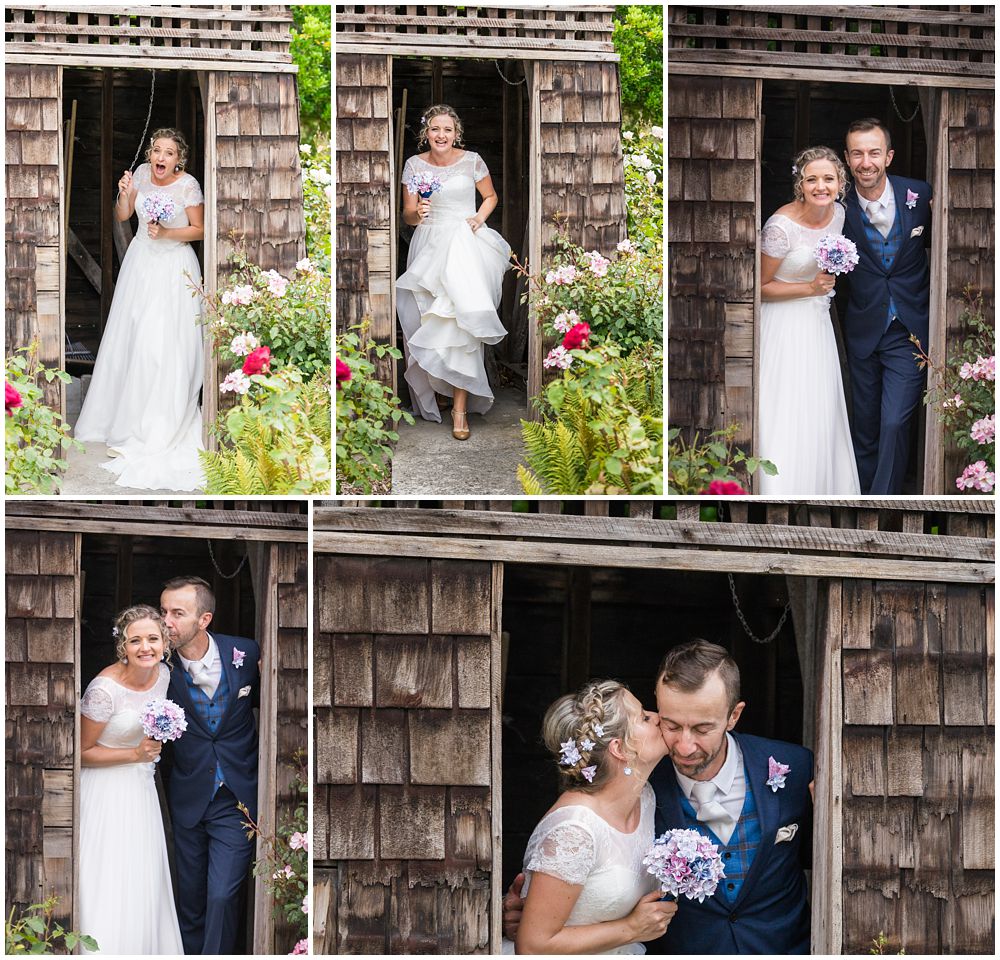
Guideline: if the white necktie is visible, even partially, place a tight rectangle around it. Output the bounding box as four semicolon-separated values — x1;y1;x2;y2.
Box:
188;659;213;696
691;780;733;838
868;200;891;239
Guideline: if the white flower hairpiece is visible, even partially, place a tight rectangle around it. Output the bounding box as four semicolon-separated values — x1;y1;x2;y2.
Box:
792;164;799;176
112;626;120;637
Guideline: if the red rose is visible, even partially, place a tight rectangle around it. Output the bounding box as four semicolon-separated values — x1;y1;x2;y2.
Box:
336;357;352;390
562;322;591;351
5;381;23;416
242;346;271;376
701;480;748;496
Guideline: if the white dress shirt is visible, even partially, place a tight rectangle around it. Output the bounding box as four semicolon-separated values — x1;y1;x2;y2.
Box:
177;632;221;699
857;177;896;238
674;732;746;845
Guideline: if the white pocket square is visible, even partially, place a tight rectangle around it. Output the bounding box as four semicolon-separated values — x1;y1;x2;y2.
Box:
774;823;799;844
238;685;252;699
910;226;924;238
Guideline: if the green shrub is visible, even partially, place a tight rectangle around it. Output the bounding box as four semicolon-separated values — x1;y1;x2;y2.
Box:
622;127;663;253
300;140;332;274
336;320;414;493
667;424;777;494
200;365;331;494
6;896;98;954
613;5;664;127
290;6;332;142
519;341;663;495
5;341;82;495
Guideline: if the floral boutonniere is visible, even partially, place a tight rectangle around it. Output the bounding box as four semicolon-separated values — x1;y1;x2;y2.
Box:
766;756;790;792
232;647;246;669
905;189;919;210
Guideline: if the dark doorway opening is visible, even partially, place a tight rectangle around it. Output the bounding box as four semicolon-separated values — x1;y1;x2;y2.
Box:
79;532;255;953
499;562;804;890
761;79;930;493
63;67;205;420
391;56;531;407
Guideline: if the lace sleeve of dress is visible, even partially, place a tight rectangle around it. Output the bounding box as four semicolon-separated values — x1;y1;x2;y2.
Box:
80;681;115;723
401;156;416;190
182;175;204;207
760;219;791;258
526;819;596;887
472;152;489;182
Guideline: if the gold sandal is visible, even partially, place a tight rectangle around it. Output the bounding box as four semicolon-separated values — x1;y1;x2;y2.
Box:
451;410;470;441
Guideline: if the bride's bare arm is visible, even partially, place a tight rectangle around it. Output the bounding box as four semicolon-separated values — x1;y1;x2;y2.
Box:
761;253;835;301
515;873;675;954
402;188;430;227
149;204;204;242
81;715;161;767
472;175;498;226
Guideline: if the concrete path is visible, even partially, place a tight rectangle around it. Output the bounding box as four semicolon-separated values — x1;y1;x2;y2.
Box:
59;441;204;496
390;385;528;495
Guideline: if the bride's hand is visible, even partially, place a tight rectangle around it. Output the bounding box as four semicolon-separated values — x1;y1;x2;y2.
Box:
134;737;162;762
624;890;678;942
147;221;164;240
809;272;835;296
416;197;431;221
466;217;482;232
118;169;133;194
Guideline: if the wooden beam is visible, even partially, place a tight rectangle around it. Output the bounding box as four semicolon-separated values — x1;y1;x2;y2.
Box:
668;61;994;90
489;561;504;955
100;68;114;331
7;516;308;542
5;54;298;73
312;532;993;583
335;41;619;62
4;42;292;63
67;230;104;296
5;5;294;23
311;509;994;561
5;501;307;529
680;5;995;29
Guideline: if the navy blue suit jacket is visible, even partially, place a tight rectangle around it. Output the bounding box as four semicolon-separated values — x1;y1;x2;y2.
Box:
165;633;260;829
841;174;932;359
648;733;813;955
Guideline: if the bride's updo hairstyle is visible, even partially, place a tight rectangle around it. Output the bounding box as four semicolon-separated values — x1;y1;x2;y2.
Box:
541;680;639;793
145;127;190;173
791;145;848;202
417;104;464;149
114;604;172;665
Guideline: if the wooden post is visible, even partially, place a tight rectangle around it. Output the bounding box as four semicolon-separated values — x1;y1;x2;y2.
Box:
489;561;505;954
100;70;114;331
527;61;542;420
202;71;219;449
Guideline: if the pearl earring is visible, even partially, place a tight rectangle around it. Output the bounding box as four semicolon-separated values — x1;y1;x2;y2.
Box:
624;766;632;776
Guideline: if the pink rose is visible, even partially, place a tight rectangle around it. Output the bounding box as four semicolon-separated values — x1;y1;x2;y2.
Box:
242;346;271;376
6;381;23;416
562;322;591;351
336;357;352;390
700;480;748;495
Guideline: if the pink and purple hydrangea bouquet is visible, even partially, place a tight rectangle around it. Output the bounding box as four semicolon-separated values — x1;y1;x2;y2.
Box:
141;698;188;762
142;192;177;224
642;828;726;903
406;171;443;199
814;234;860;299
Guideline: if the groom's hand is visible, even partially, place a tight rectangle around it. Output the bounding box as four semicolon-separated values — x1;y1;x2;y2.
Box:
626;891;678;943
502;872;525;940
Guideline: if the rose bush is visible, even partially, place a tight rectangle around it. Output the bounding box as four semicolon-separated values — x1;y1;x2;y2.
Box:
667;425;777;494
622;126;663;253
912;288;995;493
5;341;82;495
300;140;332;273
336;319;414;493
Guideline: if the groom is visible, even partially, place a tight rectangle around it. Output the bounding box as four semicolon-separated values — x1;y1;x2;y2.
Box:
841;117;932;494
160;575;260;956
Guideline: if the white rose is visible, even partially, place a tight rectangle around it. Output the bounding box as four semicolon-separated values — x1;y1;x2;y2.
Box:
646;171;657;185
622;131;635;141
650;126;664;140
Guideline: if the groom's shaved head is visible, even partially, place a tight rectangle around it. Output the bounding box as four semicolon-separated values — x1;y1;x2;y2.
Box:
656;639;741;712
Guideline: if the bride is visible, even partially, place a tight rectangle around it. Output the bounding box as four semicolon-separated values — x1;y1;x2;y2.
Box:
74;128;206;491
504;681;677;954
758;145;861;494
79;604;183;954
397;104;511;440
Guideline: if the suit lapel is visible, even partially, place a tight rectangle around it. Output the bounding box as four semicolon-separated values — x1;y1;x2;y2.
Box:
168;661;211;735
732;733;782;910
651;756;684;833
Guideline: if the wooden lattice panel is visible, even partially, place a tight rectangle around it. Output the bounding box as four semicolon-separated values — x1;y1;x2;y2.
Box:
313;555;496;954
5;5;293;64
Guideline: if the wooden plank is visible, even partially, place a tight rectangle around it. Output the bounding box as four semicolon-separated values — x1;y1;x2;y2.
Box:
667;61;995;90
6;53;297;73
5;42;293;62
335;40;619;62
489;561;504;953
6;4;294;22
311;509;993;561
676;5;995;28
4;501;307;529
7;516;307;542
311;537;993;583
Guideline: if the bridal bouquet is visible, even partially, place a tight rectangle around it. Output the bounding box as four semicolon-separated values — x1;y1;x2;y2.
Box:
814;234;860;298
141;698;188;762
405;171;443;199
142;192;176;224
642;828;726;902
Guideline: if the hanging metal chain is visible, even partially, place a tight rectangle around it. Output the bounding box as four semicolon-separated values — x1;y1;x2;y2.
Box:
494;60;527;86
207;540;249;580
128;69;157;171
727;573;792;645
889;86;920;124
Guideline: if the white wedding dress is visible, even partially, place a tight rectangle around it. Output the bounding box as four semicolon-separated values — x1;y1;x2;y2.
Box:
396;151;511;422
79;664;183;955
74;162;205;491
503;783;659;955
758;206;861;494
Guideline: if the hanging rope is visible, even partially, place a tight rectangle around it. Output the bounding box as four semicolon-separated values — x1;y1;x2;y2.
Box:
889;86;920;124
207;540;249;581
116;69;156;201
727;573;792;645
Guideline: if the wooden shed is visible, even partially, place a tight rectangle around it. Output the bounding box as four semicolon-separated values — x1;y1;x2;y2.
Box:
5;4;307;429
335;5;627;406
312;498;994;954
4;499;308;955
667;5;995;493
